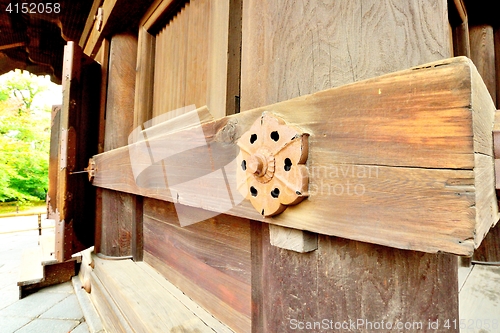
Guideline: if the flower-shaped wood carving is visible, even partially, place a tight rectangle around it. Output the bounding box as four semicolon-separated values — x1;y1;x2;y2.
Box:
237;113;309;217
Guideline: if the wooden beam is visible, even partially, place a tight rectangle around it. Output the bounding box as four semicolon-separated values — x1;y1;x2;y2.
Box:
82;0;155;58
91;57;499;256
78;0;102;49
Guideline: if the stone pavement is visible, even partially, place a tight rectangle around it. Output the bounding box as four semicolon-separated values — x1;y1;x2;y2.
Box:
0;282;90;333
0;214;99;333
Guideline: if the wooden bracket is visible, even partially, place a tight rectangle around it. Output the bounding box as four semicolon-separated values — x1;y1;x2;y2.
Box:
236;113;309;217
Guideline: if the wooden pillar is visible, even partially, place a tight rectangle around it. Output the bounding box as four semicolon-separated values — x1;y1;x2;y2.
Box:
472;25;500;262
100;33;139;257
242;1;458;332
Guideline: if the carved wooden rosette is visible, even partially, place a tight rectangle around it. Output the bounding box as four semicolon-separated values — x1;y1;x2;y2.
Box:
237;113;309;216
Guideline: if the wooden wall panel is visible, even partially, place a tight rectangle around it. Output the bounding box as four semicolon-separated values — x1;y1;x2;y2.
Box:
143;198;251;333
242;0;458;332
152;0;210;121
241;0;451;110
253;224;458;332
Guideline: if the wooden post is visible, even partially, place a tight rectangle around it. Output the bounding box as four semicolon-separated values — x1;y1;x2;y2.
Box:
100;33;138;257
38;214;42;236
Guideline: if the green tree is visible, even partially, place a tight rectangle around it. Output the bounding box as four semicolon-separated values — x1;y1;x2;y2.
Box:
0;70;53;203
1;71;48;114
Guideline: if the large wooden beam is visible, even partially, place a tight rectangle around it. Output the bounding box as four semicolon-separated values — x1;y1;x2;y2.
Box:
91;57;498;256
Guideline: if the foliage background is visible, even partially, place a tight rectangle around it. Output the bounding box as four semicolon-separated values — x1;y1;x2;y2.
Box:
0;70;61;203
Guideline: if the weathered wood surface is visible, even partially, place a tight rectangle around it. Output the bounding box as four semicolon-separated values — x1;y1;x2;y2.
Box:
51;42;100;261
143;198;251;333
469;24;497;105
82;0;155;58
93;57;498;255
92;255;231;332
89;270;134;333
149;0;236;121
253;223;459;333
268;224;317;253
99;34;138;258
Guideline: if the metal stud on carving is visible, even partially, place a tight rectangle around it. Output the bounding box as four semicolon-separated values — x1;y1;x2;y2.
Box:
236;112;309;217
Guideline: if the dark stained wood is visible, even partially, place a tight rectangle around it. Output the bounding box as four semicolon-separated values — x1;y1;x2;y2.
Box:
103;33;137;151
100;189;133;257
133;27;154;129
78;0;102;49
473;223;500;262
83;0;156;58
226;0;242;115
99;33;138;257
143;198;251;332
496;28;500;108
51;42;100;261
253;225;458;332
94;39;109;254
132;196;144;261
469;24;497;105
92;57;498;256
448;0;471;58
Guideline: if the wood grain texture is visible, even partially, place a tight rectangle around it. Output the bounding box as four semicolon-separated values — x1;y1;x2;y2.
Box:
269;225;317;253
89;271;134;333
469;24;497;105
100;34;138;258
143;198;251;332
241;0;451;111
152;0;210;120
134;27;155;129
103;33;138;151
93;57;498;255
253;224;458;333
92;255;226;332
473;223;500;262
100;189;133;257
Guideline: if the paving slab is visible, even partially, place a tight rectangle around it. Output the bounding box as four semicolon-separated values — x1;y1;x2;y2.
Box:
40;294;84;320
14;318;80;333
0;291;69;318
0;316;32;333
71;321;91;333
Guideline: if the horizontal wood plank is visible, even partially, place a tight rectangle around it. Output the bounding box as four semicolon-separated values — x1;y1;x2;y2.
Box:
92;57;499;255
92;255;229;332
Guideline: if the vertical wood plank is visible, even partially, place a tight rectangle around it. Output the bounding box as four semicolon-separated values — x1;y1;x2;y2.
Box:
95;39;110;254
495;27;500;107
134;27;155;129
132;196;144;261
469;24;497;105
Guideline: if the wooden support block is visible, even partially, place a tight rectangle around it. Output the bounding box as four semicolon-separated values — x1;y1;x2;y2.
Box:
92;57;499;256
269;225;317;253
